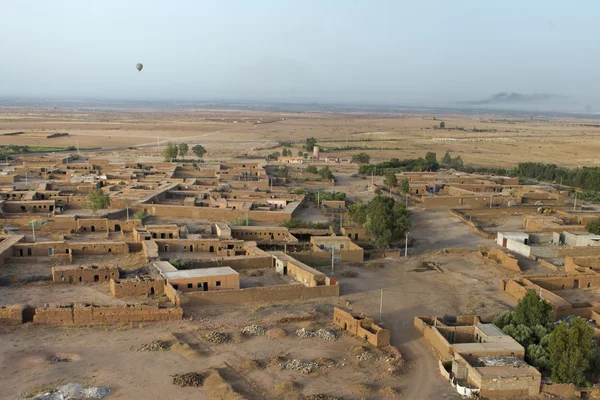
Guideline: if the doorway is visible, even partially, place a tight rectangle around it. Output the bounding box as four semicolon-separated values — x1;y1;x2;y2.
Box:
203;282;208;291
189;245;193;252
115;224;121;232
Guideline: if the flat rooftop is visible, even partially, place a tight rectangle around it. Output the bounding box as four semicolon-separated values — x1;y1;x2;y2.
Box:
163;266;238;280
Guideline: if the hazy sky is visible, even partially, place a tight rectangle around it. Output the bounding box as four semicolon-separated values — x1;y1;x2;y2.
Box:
1;0;599;109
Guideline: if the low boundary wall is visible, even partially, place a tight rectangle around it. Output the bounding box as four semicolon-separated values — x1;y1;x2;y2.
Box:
32;303;182;325
179;282;339;306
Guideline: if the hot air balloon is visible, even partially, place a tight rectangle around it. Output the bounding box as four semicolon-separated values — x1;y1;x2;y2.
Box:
136;63;143;72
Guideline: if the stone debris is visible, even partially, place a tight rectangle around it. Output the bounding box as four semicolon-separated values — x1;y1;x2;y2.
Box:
241;325;266;336
138;340;171;352
304;395;345;400
356;352;377;362
172;372;204;387
295;328;340;340
277;359;318;374
29;383;110;399
205;331;231;344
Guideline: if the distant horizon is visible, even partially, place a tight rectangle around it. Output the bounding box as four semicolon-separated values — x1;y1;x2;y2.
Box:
1;95;599;117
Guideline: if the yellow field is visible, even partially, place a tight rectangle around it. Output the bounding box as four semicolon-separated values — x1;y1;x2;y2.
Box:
1;108;600;168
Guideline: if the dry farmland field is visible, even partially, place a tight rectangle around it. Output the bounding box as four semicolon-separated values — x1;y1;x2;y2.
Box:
1;107;600;167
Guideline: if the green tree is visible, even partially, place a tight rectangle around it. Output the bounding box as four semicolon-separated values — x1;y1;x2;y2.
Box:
133;211;145;221
351;152;371;164
549;317;595;386
178;143;189;158
586;219;600;235
282;148;289;157
192;144;207;158
349;202;368;226
318;166;334;180
297;150;303;157
364;196;411;249
163;142;179;161
86;189;111;214
384;172;398;188
513;290;554;327
440;121;445;129
425;152;439;171
305;165;318;174
305;137;317;151
400;178;410;195
442;151;452;166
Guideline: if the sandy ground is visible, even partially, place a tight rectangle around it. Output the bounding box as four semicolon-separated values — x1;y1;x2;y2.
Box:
0;208;531;399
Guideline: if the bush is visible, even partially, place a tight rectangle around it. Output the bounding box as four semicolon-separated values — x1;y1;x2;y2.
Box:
169;259;195;270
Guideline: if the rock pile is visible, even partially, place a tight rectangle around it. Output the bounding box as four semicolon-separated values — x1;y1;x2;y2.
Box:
295;328;339;340
172;372;204;387
356;351;377;362
277;359;318;374
205;332;231;344
138;340;171;352
241;325;266;336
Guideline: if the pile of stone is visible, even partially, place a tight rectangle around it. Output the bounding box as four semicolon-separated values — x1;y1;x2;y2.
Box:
205;332;231;344
30;383;110;400
172;372;204;387
295;328;340;340
356;352;377;362
277;359;318;374
241;325;266;336
305;395;345;400
138;340;171;352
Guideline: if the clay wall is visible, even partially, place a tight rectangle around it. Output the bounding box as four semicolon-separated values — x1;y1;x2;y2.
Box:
529;274;600;290
540;383;581;399
142;240;159;261
487;248;521;271
332;307;390;347
52;265;119;283
183;255;272;271
168;271;239;292
413;316;454;360
164;282;180;306
341;227;368;243
13;241;129;258
154;238;246;257
110;278;165;297
33;303;182;325
0;305;23;325
132;204;293;223
180;282;338;306
557;246;600;257
478;372;541;399
2;200;56;213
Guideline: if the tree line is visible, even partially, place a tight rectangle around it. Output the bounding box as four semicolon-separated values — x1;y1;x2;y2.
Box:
163;143;206;161
358;152;440;176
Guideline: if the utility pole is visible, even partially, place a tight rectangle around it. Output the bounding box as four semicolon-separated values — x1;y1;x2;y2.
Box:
31;223;36;242
379;289;384;321
25;171;28;186
126;203;129;220
405;232;409;258
76;140;80;155
574;191;578;211
490;195;493;208
331;246;335;274
317;190;320;207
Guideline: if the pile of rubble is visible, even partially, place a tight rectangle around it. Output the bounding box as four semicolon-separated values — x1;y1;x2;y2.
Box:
277;359;318;374
29;383;110;400
357;351;377;362
205;332;231;344
305;395;345;400
172;372;204;387
295;328;340;340
241;325;266;336
138;340;171;352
